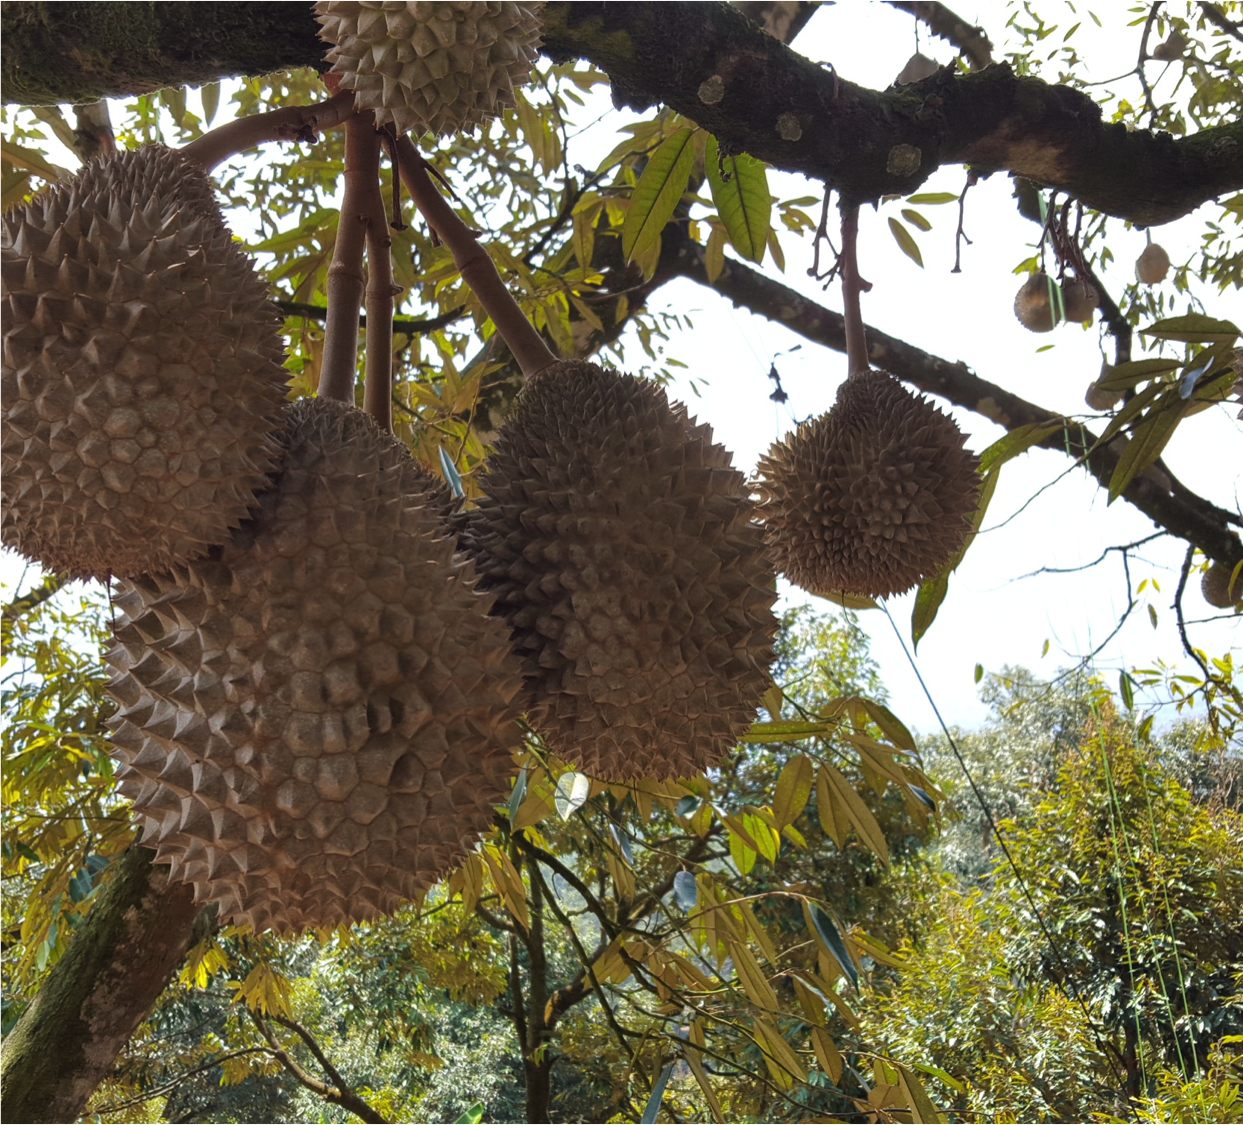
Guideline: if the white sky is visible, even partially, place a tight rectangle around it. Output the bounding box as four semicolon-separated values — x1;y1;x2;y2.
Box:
3;1;1239;738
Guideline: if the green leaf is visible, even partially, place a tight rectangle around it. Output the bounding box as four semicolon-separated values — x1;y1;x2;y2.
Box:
1095;357;1181;392
807;903;859;990
810;588;879;610
888;217;924;266
201;82;221;127
454;1103;485;1125
978;419;1065;473
704;222;726;283
742;720;834;743
974;663;984;683
705;134;771;263
1140;314;1239;343
1108;401;1187;501
1119;670;1136;710
901;208;932;231
508;768;527;825
906;192;959;204
622;127;695;262
857;700;917;752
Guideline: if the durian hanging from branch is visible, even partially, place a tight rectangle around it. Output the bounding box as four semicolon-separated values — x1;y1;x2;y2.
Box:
316;1;545;137
396;143;779;782
755;200;981;600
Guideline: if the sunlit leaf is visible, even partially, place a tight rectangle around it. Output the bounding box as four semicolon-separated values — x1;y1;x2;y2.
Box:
888;217;924;267
705;134;771;263
806;903;859;990
622;126;695;261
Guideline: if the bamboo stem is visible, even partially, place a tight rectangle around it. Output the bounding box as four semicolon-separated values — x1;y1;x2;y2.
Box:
394;136;557;379
840;205;870;376
319;115;380;404
363;151;396;432
179;91;356;172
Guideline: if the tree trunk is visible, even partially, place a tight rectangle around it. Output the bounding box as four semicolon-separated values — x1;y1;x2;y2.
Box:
0;844;206;1124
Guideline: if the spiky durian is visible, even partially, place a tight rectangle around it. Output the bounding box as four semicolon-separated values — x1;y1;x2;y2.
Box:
456;360;778;782
1;145;287;579
755;369;980;599
1136;243;1171;284
106;399;523;934
1014;272;1057;332
1061;277;1099;323
1202;561;1241;610
316;1;544;136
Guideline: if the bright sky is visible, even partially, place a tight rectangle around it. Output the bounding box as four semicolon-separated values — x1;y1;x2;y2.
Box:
3;1;1238;738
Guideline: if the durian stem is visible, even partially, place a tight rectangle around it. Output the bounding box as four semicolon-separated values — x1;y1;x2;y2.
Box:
840;204;871;376
395;137;558;380
319;115;380;405
363;151;396;433
180;91;356;172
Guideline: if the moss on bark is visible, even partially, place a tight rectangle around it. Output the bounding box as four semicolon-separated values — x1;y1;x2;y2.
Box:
0;845;205;1124
1;1;324;105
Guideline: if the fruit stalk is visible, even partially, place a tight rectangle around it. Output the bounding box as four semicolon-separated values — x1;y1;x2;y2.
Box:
363;147;396;432
320;114;380;404
840;204;870;375
180;91;356;172
395;136;556;379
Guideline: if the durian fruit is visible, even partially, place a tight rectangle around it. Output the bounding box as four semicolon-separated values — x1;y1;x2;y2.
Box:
457;360;778;782
1151;31;1188;61
1061;277;1099;323
896;52;939;85
1085;380;1122;411
1;145;287;580
1136;243;1171;284
1014;272;1057;332
1202;561;1241;609
755;369;980;599
106;399;523;933
316;1;544;137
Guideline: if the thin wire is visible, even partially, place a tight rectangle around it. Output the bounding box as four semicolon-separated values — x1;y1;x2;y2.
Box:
879;602;1132;1100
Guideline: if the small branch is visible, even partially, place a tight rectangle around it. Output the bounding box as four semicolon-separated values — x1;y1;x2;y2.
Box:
73;101;114;162
839;204;869;375
249;1010;388;1125
887;1;995;69
319;115;379;404
394;137;558;379
1199;2;1243;43
362;148;395;432
1174;544;1213;683
180;90;355;172
273;300;460;337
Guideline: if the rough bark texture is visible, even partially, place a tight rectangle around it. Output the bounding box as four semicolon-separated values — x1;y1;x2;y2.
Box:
0;1;325;105
3;2;1238;224
0;845;206;1125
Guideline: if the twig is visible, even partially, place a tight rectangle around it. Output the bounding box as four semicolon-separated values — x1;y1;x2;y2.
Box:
273;300;460;337
362;143;396;431
887;1;995;69
1174;544;1213;683
1137;3;1163;126
952;171;976;273
839;204;870;375
394;137;558;379
319;115;380;404
180;90;355;172
73;101;114;162
1199;1;1243;42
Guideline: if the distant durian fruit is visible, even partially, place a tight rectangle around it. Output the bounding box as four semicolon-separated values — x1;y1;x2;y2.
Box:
107;399;523;934
1061;277;1099;323
1202;561;1241;610
1;145;287;579
756;369;980;599
457;360;778;782
316;1;544;136
1136;243;1171;284
1085;380;1123;411
1014;272;1057;332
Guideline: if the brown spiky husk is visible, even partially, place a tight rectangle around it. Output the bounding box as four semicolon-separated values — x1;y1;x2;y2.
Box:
457;361;778;782
317;1;544;136
1202;562;1241;610
1;145;287;579
755;369;980;599
106;399;523;934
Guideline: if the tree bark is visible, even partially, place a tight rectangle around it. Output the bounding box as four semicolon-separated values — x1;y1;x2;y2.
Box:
0;845;206;1125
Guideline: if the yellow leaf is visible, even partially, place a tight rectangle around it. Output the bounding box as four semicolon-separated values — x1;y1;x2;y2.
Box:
752;1015;808;1085
738;900;779;967
772;755;814;829
481;845;529;930
705;223;726;283
822;764;890;868
816;767;847;848
686;1046;725;1122
726;936;778;1011
811;1027;843;1083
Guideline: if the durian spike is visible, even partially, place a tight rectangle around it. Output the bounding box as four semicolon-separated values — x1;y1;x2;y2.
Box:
321;114;382;404
363;134;396;434
180;91;356;172
395;136;556;379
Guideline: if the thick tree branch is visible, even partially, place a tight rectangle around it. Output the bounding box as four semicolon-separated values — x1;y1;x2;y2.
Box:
664;239;1243;573
733;0;822;43
888;2;994;69
0;846;207;1125
539;2;1241;224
